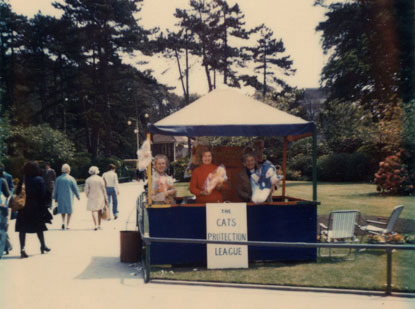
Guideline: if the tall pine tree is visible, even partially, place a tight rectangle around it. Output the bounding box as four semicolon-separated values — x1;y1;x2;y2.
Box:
245;25;295;98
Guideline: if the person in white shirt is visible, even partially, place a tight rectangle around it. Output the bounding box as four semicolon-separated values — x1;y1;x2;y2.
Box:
102;164;119;219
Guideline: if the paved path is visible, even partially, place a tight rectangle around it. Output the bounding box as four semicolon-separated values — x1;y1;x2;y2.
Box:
1;182;413;309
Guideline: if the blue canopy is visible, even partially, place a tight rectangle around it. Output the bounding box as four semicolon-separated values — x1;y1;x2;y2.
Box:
148;87;314;137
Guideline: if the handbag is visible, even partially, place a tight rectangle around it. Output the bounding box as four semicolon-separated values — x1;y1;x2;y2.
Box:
53;207;58;215
101;205;109;220
9;182;26;212
43;208;53;224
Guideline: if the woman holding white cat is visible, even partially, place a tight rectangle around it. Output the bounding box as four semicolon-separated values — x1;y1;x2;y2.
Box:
151;155;176;204
189;149;227;203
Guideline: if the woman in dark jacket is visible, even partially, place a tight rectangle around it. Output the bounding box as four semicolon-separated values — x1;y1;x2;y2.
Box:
15;161;52;258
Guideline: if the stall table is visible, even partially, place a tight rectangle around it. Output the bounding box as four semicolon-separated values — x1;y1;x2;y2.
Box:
147;198;318;265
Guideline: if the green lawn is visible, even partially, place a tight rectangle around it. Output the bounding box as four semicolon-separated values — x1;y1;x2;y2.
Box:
151;251;415;292
175;181;415;219
285;181;415;219
157;181;415;292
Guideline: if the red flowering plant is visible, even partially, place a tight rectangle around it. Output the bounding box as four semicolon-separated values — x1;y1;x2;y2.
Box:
374;150;415;195
367;233;406;244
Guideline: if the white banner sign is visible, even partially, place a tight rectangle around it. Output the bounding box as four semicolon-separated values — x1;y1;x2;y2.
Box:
206;203;248;269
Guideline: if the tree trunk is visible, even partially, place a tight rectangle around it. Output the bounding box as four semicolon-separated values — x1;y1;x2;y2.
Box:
174;47;187;99
90;48;99;158
204;62;213;92
223;10;228;85
185;34;190;105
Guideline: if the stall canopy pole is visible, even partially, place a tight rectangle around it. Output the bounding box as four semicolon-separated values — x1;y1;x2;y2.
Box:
282;136;287;200
147;133;152;206
312;126;317;201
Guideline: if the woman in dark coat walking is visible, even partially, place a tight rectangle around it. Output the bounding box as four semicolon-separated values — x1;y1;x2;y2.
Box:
15;161;52;258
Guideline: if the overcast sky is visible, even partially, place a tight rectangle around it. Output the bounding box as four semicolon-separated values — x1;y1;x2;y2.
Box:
7;0;328;95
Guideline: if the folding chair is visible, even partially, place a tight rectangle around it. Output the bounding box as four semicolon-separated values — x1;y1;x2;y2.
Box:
358;205;404;242
319;210;360;260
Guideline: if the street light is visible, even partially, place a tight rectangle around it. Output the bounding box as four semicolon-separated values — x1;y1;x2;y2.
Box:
63;97;69;133
127;112;149;150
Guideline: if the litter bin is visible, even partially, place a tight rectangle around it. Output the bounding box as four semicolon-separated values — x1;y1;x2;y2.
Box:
120;230;142;263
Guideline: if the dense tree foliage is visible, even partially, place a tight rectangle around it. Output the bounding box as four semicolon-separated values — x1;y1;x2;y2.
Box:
0;113;11;162
316;0;414;117
0;0;173;162
316;0;414;141
316;0;415;192
0;0;295;174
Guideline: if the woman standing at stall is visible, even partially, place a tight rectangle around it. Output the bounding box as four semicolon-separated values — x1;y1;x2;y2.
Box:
189;149;227;203
151;155;176;204
236;152;258;202
15;161;52;258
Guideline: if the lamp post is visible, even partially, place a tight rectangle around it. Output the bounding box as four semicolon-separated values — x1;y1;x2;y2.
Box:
127;119;139;150
63;97;68;133
127;112;149;150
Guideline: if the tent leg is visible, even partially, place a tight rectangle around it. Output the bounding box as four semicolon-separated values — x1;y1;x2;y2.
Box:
282;137;287;201
312;126;317;202
147;133;153;206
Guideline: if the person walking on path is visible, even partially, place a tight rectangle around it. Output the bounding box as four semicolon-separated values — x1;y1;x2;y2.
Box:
0;170;11;257
85;166;108;230
1;164;16;219
42;162;56;208
54;163;80;230
0;171;10;200
15;161;52;258
0;164;13;205
102;164;119;220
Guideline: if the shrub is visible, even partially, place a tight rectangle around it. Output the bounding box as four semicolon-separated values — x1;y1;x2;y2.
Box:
171;157;190;182
347;152;375;181
317;152;374;182
285;169;303;181
10;124;75;166
367;234;406;244
0;114;11;163
374;151;415;195
91;156;123;177
4;155;26;178
318;154;348;181
404;234;415;244
119;168;135;182
288;154;313;180
285;138;331;181
68;152;92;180
356;144;384;167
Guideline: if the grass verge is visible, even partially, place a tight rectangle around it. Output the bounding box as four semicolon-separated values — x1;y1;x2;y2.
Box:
167;181;415;292
150;250;415;292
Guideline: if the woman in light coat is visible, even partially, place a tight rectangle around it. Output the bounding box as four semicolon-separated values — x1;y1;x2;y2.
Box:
85;166;108;230
54;163;80;230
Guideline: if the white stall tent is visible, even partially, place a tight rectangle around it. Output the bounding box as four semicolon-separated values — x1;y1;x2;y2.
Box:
148;87;314;138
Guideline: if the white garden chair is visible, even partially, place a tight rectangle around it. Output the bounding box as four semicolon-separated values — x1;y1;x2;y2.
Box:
358;205;404;242
319;210;360;260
